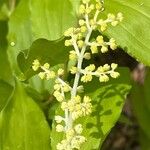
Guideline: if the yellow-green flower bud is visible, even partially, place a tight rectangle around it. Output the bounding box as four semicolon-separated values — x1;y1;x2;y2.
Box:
90;45;98;54
85;64;95;71
89;4;94;10
63;85;70;92
97;66;104;73
86;7;92;14
83;96;91;103
77;33;83;40
66;129;75;139
101;46;108;53
100;23;107;31
82;0;90;4
99;74;109;82
38;72;46;79
83;53;91;60
110;72;120;78
57;68;64;76
117;12;123;22
111;63;118;70
96;36;104;44
68;100;75;112
56;124;64;132
79;19;85;26
61;102;68;110
96;2;102;10
65;40;72;46
64;27;74;37
43;63;50;69
109;38;117;50
46;71;56;80
79;4;86;14
81;74;92;82
70;67;78;74
53;91;64;102
69;50;77;60
111;21;118;26
74;124;83;134
103;64;110;71
55;116;64;123
32;59;40;71
54;84;61;91
80;26;87;33
107;13;116;20
74;95;81;103
77;40;84;48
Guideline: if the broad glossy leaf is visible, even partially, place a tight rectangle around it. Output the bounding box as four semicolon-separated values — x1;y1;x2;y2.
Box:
30;0;77;40
17;39;69;79
103;0;150;65
51;68;131;150
0;81;51;150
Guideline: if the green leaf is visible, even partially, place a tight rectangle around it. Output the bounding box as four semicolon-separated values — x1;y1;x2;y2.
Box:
0;80;51;150
0;20;14;112
0;20;13;83
17;39;69;79
7;0;32;76
71;0;150;65
7;0;78;76
0;80;13;112
103;0;150;65
131;69;150;139
51;68;131;150
30;0;77;40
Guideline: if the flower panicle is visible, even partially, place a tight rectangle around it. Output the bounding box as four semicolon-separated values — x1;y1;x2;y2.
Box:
32;0;123;149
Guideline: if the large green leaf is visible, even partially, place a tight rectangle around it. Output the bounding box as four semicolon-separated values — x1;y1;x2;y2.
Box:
30;0;77;40
0;81;51;150
103;0;150;65
7;0;78;76
17;39;69;79
51;68;131;150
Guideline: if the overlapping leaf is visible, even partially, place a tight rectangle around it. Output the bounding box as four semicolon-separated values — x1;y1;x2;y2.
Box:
30;0;77;40
0;81;51;150
17;39;68;79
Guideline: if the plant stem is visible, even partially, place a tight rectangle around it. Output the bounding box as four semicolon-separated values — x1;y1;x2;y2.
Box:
67;8;100;130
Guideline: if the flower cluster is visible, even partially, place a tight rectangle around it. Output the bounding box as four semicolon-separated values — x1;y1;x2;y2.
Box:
32;0;123;149
80;63;120;83
56;124;86;150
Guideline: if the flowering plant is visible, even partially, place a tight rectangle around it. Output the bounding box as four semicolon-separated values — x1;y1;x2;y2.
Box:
1;0;149;149
32;0;124;149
